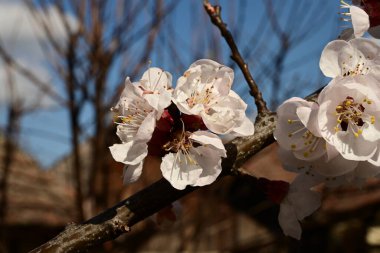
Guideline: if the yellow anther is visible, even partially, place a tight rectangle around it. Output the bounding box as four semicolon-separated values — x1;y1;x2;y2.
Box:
303;152;309;158
371;116;376;124
287;119;293;124
291;144;296;149
288;133;293;137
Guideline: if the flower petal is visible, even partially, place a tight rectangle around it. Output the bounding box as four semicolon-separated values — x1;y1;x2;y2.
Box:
278;202;302;240
319;40;351;78
160;152;202;190
190;131;226;156
350;6;370;37
123;163;143;184
109;141;147;165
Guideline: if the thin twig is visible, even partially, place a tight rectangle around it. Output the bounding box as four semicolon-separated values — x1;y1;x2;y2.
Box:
203;1;269;116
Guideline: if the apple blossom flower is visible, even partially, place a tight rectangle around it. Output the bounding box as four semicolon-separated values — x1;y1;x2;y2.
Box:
160;130;226;190
319;38;380;79
278;159;380;240
172;59;254;136
137;67;173;114
109;78;158;183
274;97;326;161
318;79;380;163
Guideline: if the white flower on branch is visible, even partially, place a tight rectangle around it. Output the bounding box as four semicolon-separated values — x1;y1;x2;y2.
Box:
320;38;380;79
161;130;226;190
109;78;159;183
173;59;254;136
318;79;380;163
274;97;326;161
138;67;173;114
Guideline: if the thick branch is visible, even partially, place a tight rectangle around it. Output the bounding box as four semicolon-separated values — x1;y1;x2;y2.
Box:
203;1;269;115
29;112;277;253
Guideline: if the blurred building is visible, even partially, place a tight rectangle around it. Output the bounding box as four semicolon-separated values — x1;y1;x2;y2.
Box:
0;135;75;252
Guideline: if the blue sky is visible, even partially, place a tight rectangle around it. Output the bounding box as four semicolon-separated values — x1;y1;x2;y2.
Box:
0;0;343;168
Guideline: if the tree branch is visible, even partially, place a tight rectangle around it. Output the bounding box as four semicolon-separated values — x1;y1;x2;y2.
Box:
29;110;277;253
203;1;269;115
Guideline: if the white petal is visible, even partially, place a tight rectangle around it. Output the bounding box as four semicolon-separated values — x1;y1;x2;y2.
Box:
161;152;202;190
289;190;321;220
141;67;171;90
191;146;223;186
230;116;255;136
278;203;302;240
123;163;143;184
313;154;358;177
350;6;370;37
135;111;157;141
201;94;248;135
350;37;380;60
296;103;321;137
109;141;147;165
190;131;226;156
319;40;350;78
335;131;377;160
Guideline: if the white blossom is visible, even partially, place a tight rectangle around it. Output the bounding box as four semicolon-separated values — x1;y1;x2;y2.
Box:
318;79;380;162
109;78;158;183
274;97;326;161
275;96;364;178
319;38;380;79
138;67;173;114
173;59;254;136
160;130;226;190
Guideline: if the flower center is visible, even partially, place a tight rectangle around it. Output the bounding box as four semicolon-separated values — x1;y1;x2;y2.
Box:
334;96;375;137
186;82;215;109
163;130;199;167
114;99;153;133
342;55;370;77
287;119;322;158
163;130;193;153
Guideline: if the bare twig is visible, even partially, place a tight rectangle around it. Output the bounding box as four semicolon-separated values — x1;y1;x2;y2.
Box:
203;1;269;115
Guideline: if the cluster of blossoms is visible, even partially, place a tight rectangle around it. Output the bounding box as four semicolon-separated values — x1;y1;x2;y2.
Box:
275;0;380;240
109;59;254;190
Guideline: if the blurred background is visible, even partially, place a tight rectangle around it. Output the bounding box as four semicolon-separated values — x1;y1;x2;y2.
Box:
2;0;380;252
